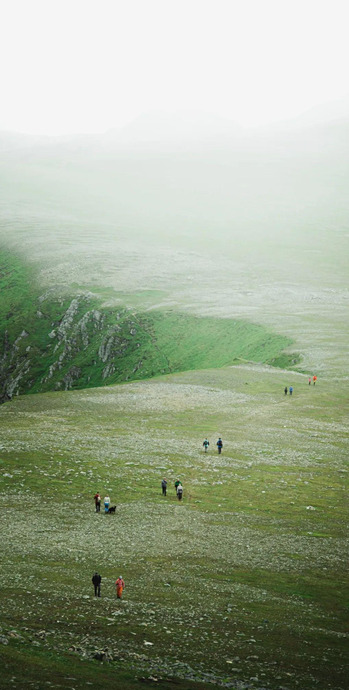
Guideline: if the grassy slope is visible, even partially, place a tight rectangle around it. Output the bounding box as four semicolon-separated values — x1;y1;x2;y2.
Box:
0;248;298;399
0;365;347;690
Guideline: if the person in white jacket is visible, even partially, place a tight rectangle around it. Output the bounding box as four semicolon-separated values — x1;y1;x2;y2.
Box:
176;484;183;501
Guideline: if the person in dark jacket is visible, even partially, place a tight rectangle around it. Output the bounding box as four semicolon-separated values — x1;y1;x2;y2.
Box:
161;478;167;496
216;438;223;454
92;572;101;597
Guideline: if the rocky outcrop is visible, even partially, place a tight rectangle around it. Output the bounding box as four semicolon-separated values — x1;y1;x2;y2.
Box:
0;251;154;402
98;325;122;363
0;288;142;401
0;329;31;402
63;365;82;390
42;299;106;387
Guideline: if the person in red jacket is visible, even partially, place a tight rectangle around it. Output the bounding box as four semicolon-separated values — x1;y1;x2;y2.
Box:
94;492;101;513
116;576;125;599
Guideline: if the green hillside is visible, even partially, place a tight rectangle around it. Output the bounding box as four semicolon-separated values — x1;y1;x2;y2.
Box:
0;248;298;401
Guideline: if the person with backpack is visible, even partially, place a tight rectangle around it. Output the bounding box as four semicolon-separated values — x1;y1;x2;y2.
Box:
115;575;125;599
217;438;223;454
92;572;101;597
284;386;288;395
203;439;209;452
289;386;293;396
161;478;167;496
177;483;183;501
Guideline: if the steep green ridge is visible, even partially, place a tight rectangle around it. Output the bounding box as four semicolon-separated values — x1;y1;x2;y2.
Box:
0;248;298;401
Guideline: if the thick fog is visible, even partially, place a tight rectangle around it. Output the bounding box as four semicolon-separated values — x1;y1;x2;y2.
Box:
2;0;349;134
1;107;348;252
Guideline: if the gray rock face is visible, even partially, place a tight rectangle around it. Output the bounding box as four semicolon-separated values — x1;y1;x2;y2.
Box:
42;299;106;388
102;362;116;380
0;327;31;401
63;366;82;390
12;330;29;352
0;287;142;401
57;298;80;339
98;326;122;363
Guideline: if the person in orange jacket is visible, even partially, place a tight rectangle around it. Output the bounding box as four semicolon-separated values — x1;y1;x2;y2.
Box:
115;575;125;599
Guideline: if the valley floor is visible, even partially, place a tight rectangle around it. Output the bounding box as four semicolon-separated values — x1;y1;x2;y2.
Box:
0;364;348;690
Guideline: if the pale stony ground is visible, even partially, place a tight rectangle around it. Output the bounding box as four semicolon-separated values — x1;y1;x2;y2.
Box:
1;218;348;378
1;134;348;689
0;216;348;688
0;364;348;689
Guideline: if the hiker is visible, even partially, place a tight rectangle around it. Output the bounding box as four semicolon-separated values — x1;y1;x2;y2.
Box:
284;386;288;395
217;437;223;454
174;480;182;493
115;575;125;599
289;386;293;396
203;439;209;452
308;377;311;386
92;572;101;597
177;483;183;501
313;375;317;385
104;495;110;513
94;492;101;513
161;478;167;496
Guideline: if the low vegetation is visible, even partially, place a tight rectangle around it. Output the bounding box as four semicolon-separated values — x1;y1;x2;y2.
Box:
1;109;348;690
0;364;347;689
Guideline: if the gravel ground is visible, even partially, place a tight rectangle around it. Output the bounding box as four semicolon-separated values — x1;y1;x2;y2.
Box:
0;364;348;689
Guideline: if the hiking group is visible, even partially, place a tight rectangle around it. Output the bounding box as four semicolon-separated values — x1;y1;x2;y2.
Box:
161;478;183;500
94;493;116;513
91;373;319;605
91;572;125;599
285;376;318;396
203;437;223;454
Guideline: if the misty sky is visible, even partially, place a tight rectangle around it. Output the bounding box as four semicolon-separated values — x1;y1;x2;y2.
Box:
1;0;348;135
